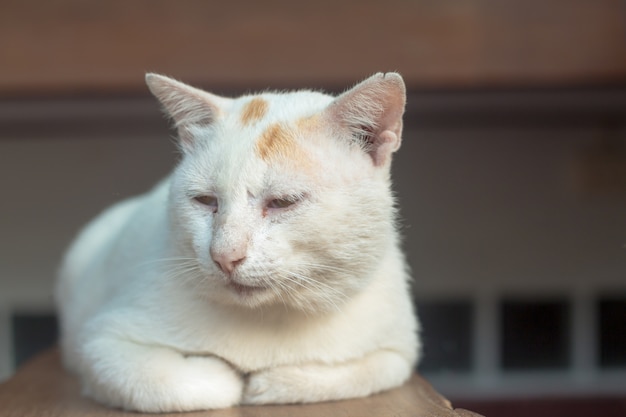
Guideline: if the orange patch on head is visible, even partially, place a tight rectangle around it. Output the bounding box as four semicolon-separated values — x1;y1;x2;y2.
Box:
296;114;321;132
256;123;311;169
240;97;269;125
256;123;295;161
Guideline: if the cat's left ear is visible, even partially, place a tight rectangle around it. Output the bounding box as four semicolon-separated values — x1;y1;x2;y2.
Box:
145;73;231;152
326;72;406;167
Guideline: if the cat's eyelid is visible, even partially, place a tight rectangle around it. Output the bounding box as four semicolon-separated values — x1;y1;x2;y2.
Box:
193;195;219;212
266;194;306;210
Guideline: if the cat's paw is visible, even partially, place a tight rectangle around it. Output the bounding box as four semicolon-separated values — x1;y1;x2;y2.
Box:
243;367;300;405
242;370;277;404
173;355;244;410
242;351;413;405
241;369;289;404
83;345;244;412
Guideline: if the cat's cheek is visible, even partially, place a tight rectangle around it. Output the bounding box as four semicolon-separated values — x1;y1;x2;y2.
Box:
254;233;292;276
184;217;215;273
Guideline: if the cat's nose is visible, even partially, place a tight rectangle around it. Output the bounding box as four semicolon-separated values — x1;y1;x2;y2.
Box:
210;247;246;275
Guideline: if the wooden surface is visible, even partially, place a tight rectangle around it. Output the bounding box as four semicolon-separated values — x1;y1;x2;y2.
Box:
1;0;625;96
0;348;482;417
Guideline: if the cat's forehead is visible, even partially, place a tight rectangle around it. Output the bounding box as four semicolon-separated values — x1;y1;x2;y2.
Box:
226;91;334;167
231;90;333;125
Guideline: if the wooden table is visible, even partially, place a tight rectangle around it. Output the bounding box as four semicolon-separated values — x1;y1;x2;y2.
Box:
0;349;481;417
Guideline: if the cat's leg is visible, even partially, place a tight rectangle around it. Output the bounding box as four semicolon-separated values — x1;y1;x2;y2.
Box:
79;337;243;412
243;349;413;405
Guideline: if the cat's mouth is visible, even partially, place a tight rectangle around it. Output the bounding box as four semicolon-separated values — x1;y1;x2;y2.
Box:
226;281;267;296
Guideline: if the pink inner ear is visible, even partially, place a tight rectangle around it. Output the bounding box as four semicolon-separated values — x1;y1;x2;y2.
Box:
326;73;406;167
370;130;400;166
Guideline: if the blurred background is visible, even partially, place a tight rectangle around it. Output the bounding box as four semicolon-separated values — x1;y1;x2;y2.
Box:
1;0;625;415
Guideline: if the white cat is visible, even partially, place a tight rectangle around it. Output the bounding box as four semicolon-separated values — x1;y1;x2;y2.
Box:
55;73;420;412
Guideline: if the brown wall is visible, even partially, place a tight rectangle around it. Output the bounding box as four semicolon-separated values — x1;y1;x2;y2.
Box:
2;0;626;96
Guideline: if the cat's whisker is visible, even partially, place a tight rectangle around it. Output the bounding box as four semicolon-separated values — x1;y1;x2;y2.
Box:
126;257;201;277
269;284;289;311
295;261;354;275
290;270;346;298
160;263;202;276
161;268;204;284
157;262;208;291
248;270;290;310
244;263;348;311
278;270;345;313
134;256;199;268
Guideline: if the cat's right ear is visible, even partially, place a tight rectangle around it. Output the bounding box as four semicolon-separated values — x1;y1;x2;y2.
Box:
325;72;406;168
145;73;230;152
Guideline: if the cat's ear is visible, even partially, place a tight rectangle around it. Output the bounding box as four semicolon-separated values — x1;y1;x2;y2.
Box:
326;72;406;167
145;73;230;151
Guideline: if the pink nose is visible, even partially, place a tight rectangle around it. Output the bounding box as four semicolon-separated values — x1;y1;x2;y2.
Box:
210;247;246;275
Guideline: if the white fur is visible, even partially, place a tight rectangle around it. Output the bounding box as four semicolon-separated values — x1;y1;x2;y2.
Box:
56;73;420;412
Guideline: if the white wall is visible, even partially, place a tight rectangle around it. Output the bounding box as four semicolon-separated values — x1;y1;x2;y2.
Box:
0;135;175;307
397;126;625;296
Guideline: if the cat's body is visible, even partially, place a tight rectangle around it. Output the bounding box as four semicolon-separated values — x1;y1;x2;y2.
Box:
56;73;420;412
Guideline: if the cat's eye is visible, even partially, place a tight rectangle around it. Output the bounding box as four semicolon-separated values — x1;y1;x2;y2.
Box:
194;195;218;211
267;196;300;210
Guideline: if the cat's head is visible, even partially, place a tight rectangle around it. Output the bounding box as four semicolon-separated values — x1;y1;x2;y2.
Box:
146;73;406;313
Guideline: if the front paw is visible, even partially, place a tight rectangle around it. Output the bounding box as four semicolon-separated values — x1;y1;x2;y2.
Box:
242;369;274;405
243;367;301;405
